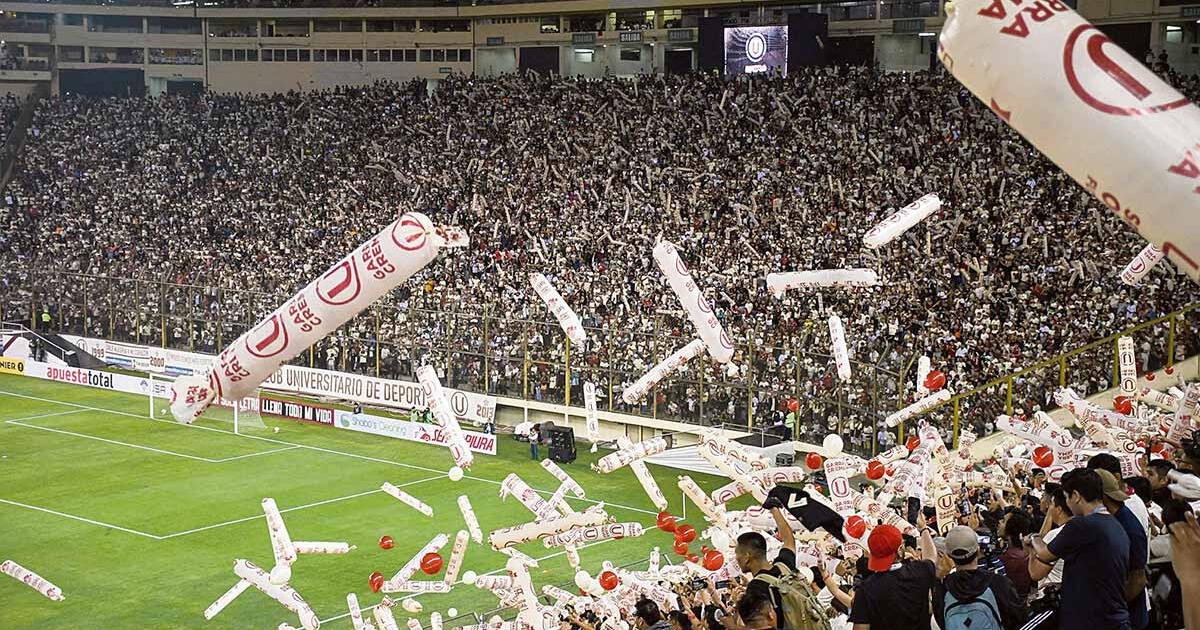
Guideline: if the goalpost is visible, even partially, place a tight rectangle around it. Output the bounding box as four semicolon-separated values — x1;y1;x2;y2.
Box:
147;373;268;434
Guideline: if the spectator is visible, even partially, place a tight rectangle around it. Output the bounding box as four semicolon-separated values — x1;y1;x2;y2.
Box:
529;424;540;460
727;496;803;630
848;515;938;629
934;525;1027;630
1027;468;1131;630
634;599;671;630
997;509;1034;599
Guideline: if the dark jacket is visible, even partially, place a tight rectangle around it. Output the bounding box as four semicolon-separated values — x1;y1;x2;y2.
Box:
933;568;1028;630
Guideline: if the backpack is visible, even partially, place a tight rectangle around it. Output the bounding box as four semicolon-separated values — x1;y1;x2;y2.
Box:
751;562;831;630
943;585;1004;630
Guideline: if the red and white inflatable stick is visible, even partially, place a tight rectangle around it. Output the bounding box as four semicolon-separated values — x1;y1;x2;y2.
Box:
170;212;466;422
1122;244;1165;285
653;239;736;366
1;560;64;602
530;273;586;347
938;0;1200;280
862;194;943;249
416;365;474;470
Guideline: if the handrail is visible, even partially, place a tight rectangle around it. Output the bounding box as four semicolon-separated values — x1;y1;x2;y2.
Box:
905;303;1198;429
0;320;73;357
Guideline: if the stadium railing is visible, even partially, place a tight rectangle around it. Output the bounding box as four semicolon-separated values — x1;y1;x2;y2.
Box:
891;303;1199;448
2;270;1194;456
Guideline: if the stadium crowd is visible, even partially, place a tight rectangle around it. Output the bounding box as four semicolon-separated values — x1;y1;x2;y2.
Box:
543;445;1200;630
0;67;1198;454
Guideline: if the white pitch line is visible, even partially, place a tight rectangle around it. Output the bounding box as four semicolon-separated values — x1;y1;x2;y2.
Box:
6;420;219;462
0;409;87;423
210;446;302;462
0;498;163;540
0;389;660;517
158;474;447;539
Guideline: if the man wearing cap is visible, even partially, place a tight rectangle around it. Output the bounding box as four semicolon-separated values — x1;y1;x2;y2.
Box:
933;526;1027;630
1027;468;1131;630
848;513;938;630
1088;457;1150;630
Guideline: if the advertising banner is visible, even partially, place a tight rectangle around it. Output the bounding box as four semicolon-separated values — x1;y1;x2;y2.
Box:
333;410;497;455
56;335;497;426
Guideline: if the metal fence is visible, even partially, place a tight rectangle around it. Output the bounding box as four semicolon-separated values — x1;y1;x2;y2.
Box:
4;270;1196;456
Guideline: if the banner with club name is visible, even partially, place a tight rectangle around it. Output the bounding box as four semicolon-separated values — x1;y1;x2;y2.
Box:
55;335;496;427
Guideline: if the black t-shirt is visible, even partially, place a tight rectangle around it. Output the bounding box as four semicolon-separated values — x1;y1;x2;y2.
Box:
743;547;798;626
1047;511;1131;630
848;559;938;630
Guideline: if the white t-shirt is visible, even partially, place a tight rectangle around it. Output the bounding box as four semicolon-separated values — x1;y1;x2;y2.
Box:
1041;526;1066;584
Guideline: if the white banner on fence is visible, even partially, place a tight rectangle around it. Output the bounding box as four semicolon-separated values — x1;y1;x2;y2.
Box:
333;410;497;455
56;335;497;426
10;359;497;454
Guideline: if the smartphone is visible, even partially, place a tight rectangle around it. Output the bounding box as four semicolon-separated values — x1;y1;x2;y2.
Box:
690;578;707;590
714;580;731;589
906;497;921;525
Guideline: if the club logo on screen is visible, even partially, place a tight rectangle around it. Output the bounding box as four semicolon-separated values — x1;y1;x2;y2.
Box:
745;33;767;63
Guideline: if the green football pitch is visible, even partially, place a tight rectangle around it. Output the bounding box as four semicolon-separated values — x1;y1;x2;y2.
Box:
0;373;739;630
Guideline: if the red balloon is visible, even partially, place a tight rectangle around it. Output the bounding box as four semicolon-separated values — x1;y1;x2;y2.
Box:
598;570;619;591
805;452;824;469
1031;446;1054;468
845;515;867;539
865;460;885;480
677;524;698;544
378;535;394;550
885;463;897;477
368;571;384;593
657;511;677;533
924;370;947;391
703;551;725;571
906;435;922;451
673;541;689;556
420;552;444;575
1113;396;1133;415
1146;373;1156;382
788;398;800;412
1166;366;1176;375
686;553;700;563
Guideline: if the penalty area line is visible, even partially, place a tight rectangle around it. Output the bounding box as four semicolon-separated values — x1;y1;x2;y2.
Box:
0;498;164;540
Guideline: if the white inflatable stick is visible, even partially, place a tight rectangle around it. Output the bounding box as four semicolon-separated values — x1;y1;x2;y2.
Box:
458;495;484;544
293;542;355;555
542;459;586;499
0;560;64;602
443;530;469;585
385;533;448;587
863;194;943;249
416;365;474;470
204;579;250;619
542;523;646;548
766;269;880;297
828;314;852;382
885;389;953;427
1118;336;1137;396
381;482;433;517
621;339;706;405
530;273;586;347
500;473;550;515
233;559;320;630
1121;244;1165;285
594;437;668;474
583;382;601;446
916;355;932;397
170;213;466;422
653;239;735;364
938;0;1200;279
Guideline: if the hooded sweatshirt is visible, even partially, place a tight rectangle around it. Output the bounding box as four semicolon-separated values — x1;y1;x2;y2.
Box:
933;568;1028;630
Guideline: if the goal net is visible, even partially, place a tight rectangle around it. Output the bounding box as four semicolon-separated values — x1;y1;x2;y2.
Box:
147;373;269;434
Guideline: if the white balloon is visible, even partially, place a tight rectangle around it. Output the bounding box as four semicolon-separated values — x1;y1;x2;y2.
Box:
448;466;464;482
447;608;458;617
1010;444;1028;457
574;571;591;590
268;563;291;585
709;528;731;551
402;598;423;614
461;570;477;585
823;434;844;456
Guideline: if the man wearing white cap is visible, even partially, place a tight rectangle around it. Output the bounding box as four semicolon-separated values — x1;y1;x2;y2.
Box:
933;526;1027;630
